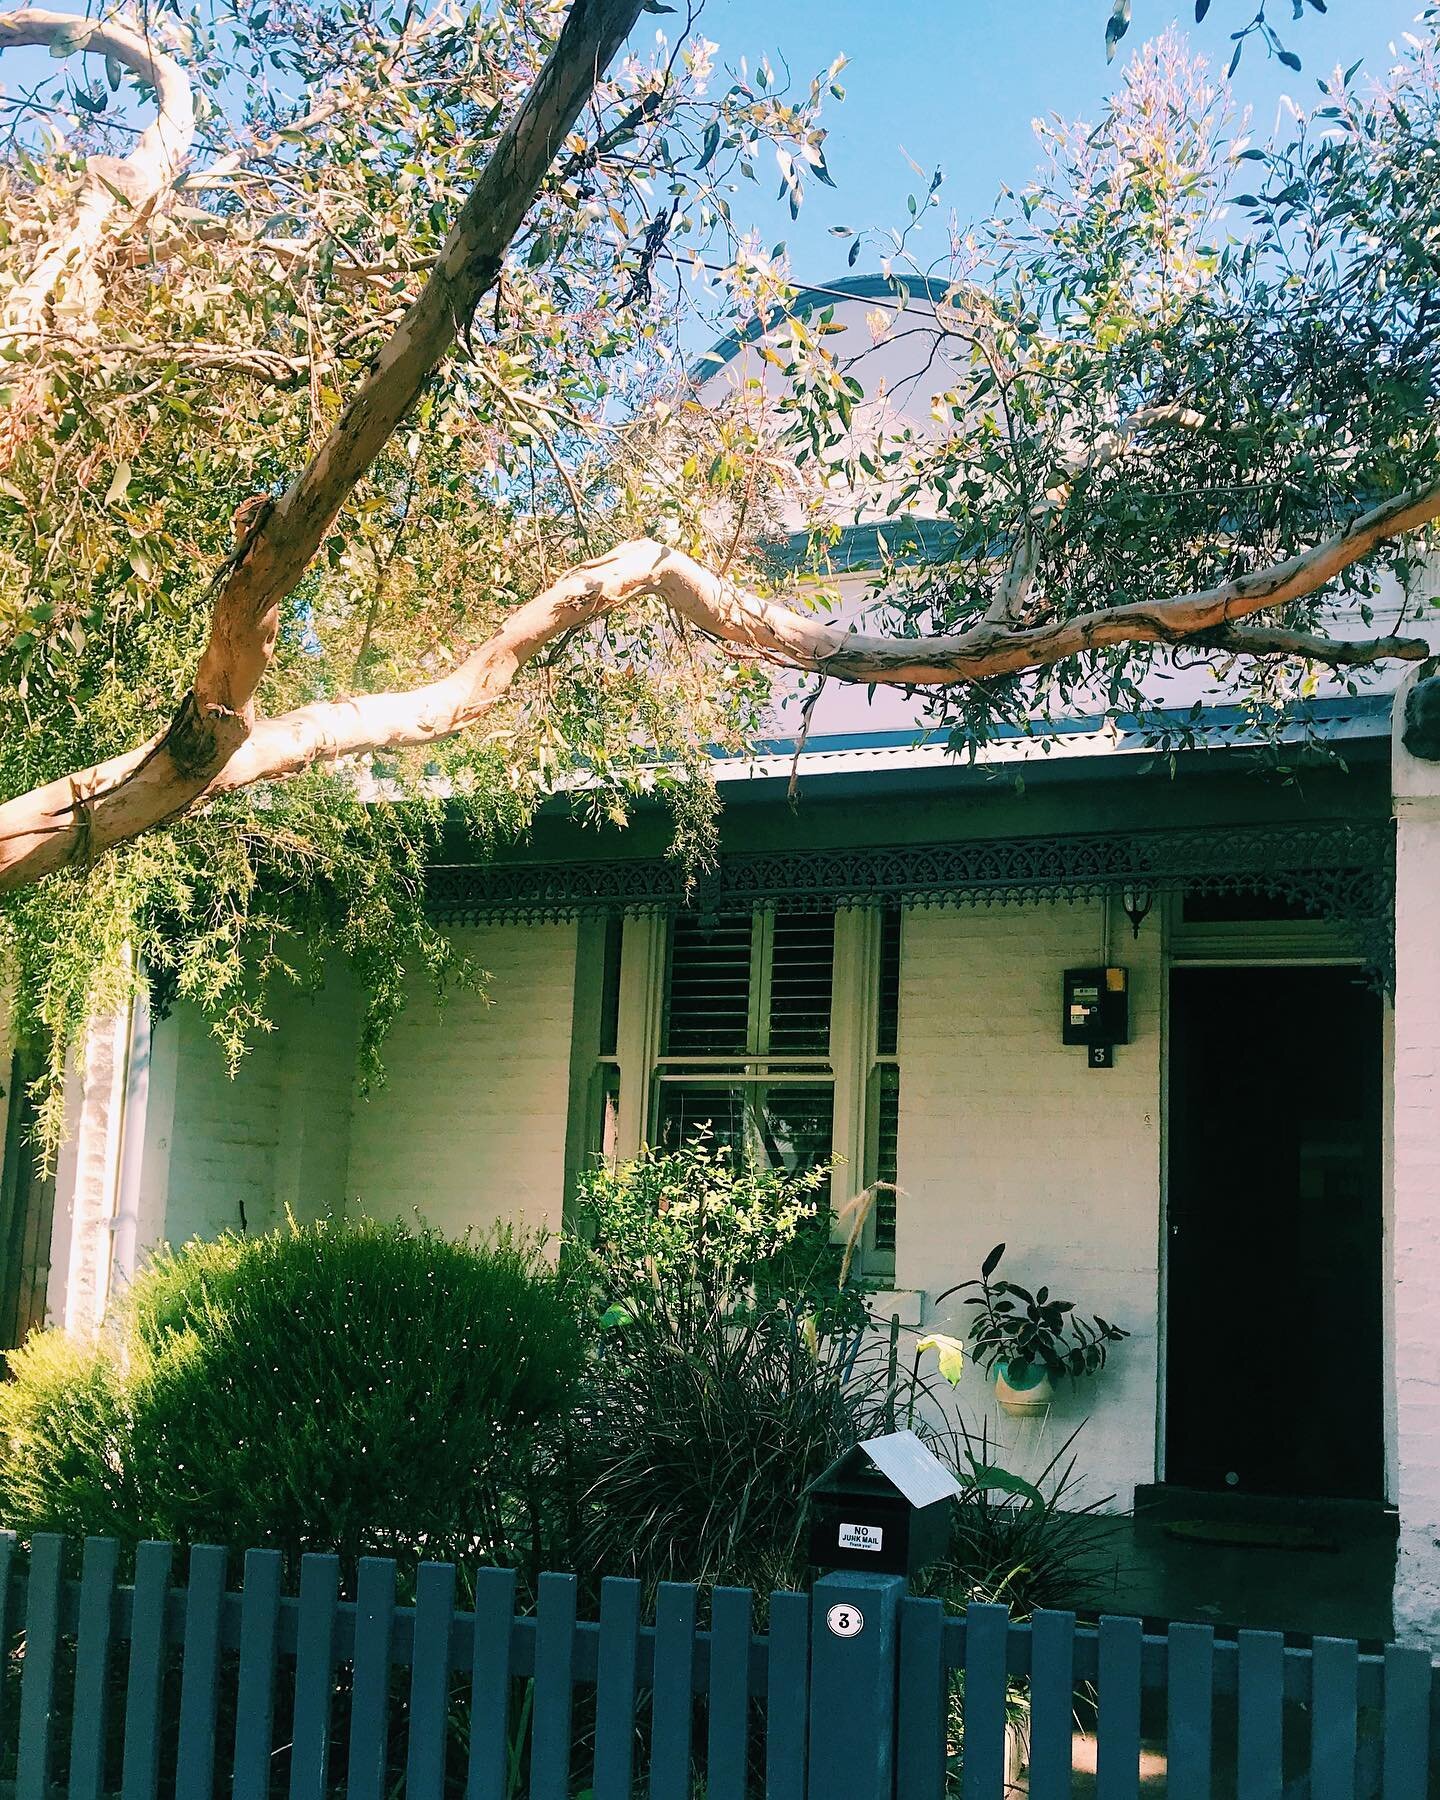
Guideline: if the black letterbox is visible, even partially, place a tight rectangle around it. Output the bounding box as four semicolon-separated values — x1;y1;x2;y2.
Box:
805;1429;961;1577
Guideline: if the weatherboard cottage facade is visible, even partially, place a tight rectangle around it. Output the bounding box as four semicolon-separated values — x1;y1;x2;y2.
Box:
5;279;1440;1648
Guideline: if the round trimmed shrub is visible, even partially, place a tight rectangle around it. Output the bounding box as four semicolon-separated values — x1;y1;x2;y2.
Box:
0;1218;582;1578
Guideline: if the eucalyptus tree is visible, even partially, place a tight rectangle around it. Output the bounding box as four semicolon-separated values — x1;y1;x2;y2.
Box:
1104;0;1332;67
0;0;1435;1127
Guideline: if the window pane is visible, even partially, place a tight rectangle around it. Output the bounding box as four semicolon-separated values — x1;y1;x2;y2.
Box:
598;917;623;1056
876;905;902;1056
653;1082;834;1192
758;1084;835;1193
768;912;835;1055
873;1065;899;1253
664;911;753;1056
653;1082;749;1156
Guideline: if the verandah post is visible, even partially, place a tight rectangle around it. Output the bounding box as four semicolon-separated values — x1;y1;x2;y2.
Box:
807;1570;906;1800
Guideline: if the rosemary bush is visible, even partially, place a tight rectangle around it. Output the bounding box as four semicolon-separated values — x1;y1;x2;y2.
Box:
0;1218;583;1583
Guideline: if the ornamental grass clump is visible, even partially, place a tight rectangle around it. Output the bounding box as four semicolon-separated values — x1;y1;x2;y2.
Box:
565;1141;884;1594
0;1217;582;1581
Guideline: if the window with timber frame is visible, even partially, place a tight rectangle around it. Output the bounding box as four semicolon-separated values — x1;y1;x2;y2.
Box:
570;903;902;1275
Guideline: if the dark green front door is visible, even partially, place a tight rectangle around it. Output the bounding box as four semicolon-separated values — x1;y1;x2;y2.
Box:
1165;965;1385;1501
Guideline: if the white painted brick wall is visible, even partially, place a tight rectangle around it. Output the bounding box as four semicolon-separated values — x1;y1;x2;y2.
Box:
1391;678;1440;1645
895;899;1163;1510
160;1006;284;1244
346;923;578;1241
153;977;358;1250
46;1004;129;1333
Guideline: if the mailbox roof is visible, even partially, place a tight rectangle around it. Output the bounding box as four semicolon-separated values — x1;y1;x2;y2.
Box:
862;1431;963;1508
808;1429;962;1509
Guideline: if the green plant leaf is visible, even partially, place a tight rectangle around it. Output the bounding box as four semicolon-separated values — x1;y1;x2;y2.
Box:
917;1333;965;1386
965;1461;1044;1506
1105;0;1131;62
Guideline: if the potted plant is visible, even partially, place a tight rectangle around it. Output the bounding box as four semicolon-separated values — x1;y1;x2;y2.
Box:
938;1243;1129;1417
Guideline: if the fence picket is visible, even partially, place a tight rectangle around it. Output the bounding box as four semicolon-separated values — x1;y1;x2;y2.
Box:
765;1590;808;1800
896;1596;947;1800
121;1541;173;1800
1237;1629;1286;1800
346;1556;397;1800
1382;1643;1432;1800
960;1602;1010;1800
464;1566;517;1800
1096;1615;1143;1800
68;1536;119;1800
289;1553;341;1800
0;1532;14;1750
175;1545;228;1800
1164;1621;1213;1800
589;1576;641;1800
233;1549;283;1800
407;1561;457;1800
15;1531;63;1800
529;1570;578;1800
1027;1609;1075;1800
705;1586;752;1800
1311;1637;1360;1800
650;1581;698;1800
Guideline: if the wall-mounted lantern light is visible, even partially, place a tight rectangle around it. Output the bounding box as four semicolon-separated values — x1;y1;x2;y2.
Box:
1120;884;1156;938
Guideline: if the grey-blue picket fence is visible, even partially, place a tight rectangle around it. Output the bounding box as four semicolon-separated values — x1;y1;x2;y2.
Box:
0;1534;1434;1798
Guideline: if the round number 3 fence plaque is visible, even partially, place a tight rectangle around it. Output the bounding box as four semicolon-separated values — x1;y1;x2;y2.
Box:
825;1603;864;1639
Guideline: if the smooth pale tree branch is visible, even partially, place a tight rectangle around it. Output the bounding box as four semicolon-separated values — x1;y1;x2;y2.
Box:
0;0;648;891
1201;625;1430;667
0;10;196;336
3;479;1432;895
188;0;647;719
208;485;1437;786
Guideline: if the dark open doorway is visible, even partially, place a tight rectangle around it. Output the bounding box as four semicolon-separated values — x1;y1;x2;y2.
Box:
1165;966;1385;1502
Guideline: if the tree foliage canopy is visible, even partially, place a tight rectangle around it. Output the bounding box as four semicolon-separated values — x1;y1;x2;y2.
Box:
0;0;1436;1124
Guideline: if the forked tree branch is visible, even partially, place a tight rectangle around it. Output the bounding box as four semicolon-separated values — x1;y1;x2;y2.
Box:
1;479;1434;894
0;0;648;889
0;5;1434;902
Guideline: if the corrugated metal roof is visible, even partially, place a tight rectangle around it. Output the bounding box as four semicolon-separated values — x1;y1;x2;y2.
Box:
713;695;1394;789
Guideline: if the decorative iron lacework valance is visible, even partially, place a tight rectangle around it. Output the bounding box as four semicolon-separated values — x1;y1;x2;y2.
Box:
428;818;1396;978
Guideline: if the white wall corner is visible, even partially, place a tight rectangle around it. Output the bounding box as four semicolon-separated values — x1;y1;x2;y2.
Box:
46;997;133;1336
1389;667;1440;1650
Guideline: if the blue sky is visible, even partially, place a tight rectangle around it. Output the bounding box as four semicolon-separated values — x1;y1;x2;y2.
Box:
687;0;1431;282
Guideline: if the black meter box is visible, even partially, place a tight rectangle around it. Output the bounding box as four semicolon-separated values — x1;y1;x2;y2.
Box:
1063;965;1130;1048
806;1429;961;1577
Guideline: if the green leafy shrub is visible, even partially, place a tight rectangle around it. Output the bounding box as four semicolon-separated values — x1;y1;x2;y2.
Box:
572;1135;869;1343
0;1330;140;1544
0;1218;582;1581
